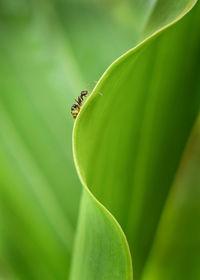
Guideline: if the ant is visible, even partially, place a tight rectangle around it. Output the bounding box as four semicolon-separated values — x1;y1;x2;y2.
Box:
71;90;89;119
71;81;102;119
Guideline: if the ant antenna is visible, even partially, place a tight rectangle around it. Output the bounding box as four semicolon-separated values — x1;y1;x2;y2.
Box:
86;80;98;88
84;81;103;96
91;90;103;96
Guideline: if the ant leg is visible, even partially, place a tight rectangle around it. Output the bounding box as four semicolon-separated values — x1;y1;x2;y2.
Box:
84;90;102;96
93;91;103;96
75;99;81;107
78;96;83;103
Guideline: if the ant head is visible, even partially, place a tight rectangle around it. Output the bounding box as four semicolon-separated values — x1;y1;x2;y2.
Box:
81;90;88;97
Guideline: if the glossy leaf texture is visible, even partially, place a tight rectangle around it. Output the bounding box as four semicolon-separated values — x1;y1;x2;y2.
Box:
72;1;200;279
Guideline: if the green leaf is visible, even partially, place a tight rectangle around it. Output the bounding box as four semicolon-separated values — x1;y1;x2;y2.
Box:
142;118;200;280
1;0;200;279
70;189;133;280
0;0;165;278
0;0;158;278
72;1;200;279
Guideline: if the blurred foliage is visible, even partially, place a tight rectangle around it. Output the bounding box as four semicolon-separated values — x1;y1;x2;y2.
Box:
0;0;146;278
0;0;199;279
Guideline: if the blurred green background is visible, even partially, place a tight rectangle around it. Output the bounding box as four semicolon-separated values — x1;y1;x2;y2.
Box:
0;0;150;278
0;0;199;279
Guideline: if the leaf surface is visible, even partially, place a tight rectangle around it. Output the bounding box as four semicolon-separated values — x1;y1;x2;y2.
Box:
72;1;200;279
0;0;161;278
142;117;200;280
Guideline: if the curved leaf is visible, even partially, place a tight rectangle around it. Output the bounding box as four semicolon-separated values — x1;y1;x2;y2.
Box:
72;0;199;279
0;0;172;278
70;189;133;280
0;0;168;278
